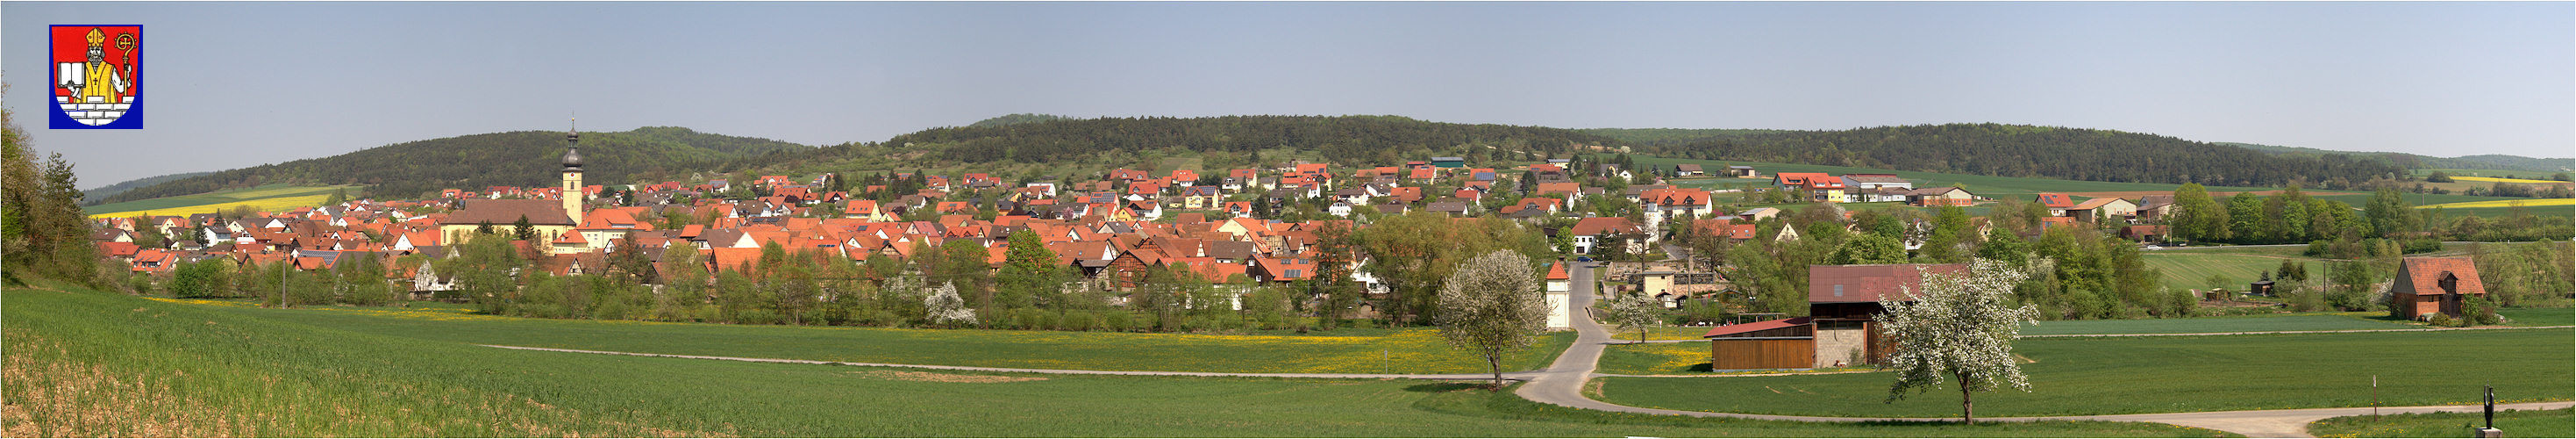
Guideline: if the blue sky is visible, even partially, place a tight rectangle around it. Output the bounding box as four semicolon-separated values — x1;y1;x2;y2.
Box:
7;2;2571;185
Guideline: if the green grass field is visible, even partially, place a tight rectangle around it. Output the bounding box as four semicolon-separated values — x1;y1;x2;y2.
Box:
1634;155;2567;220
2498;307;2573;327
1632;155;2294;199
146;297;1574;375
1593;328;2572;418
1597;342;1716;374
2019;313;2415;335
83;184;356;218
4;283;2229;437
2306;407;2571;438
2414;169;2571;179
2142;251;2321;292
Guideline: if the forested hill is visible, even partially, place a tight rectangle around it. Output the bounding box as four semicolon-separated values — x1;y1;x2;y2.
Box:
859;115;1616;166
102;127;810;203
2218;142;2572;173
1631;124;2407;187
81;170;213;205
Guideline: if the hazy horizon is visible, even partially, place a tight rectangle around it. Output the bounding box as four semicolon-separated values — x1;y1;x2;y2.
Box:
9;2;2570;185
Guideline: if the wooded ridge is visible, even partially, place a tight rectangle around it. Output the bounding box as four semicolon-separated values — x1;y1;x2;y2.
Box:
102;127;810;203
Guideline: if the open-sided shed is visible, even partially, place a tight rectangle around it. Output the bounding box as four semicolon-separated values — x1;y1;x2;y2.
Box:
1702;317;1815;370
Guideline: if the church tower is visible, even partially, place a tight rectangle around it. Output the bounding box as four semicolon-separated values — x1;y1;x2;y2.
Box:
561;121;586;225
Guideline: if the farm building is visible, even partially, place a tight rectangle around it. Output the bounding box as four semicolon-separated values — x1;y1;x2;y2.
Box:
1808;263;1967;367
2067;197;2138;222
1674;164;1705;176
2387;256;2487;320
1702;317;1814;370
1702;263;1966;369
1906;186;1975;207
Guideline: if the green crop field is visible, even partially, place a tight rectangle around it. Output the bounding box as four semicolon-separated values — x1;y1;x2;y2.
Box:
2498;307;2573;327
2143;251;2323;292
1632;155;2565;220
83;184;356;218
145;297;1573;375
2018;313;2415;335
1630;155;2291;198
4;283;2228;437
2307;407;2570;438
2414;169;2571;179
1593;328;2572;418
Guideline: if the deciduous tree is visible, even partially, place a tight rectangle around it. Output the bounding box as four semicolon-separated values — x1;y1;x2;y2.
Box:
1432;250;1547;389
1880;259;2040;424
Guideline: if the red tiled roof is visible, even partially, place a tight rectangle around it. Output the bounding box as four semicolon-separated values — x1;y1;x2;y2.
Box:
2393;256;2487;297
1545;262;1570;280
1807;263;1968;304
1703;317;1812;338
2035;193;2074;208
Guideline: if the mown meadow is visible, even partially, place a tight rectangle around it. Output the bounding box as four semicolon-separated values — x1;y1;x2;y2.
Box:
4;283;2234;437
141;296;1572;375
1592;328;2572;417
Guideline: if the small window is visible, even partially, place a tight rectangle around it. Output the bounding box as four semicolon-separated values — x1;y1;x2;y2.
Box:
1286;270;1302;278
1834;284;1844;298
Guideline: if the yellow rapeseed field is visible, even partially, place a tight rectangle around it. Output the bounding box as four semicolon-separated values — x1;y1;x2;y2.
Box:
2451;176;2571;184
89;194;334;219
2412;198;2575;209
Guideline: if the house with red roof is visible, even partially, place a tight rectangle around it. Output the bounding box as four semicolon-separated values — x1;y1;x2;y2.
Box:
1773;173;1846;203
2034;193;2075;216
1567;217;1646;255
2388;256;2487;320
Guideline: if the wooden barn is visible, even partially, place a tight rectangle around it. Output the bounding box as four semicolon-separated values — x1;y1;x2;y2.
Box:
2388;256;2487;320
1702;317;1814;370
1806;263;1967;367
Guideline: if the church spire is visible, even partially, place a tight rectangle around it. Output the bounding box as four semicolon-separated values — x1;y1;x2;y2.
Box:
561;117;583;171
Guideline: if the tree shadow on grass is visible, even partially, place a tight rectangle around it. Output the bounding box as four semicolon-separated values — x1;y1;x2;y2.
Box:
1404;382;1486;392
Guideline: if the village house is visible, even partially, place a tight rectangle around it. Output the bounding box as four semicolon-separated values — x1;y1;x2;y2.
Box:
2066;197;2138;223
2387;256;2487;320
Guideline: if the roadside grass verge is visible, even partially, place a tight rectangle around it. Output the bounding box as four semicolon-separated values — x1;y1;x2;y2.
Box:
2306;407;2570;438
1593;329;2572;417
1596;341;1717;375
4;283;2223;437
143;296;1574;375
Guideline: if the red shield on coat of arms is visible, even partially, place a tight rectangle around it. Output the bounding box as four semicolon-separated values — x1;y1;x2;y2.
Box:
51;25;143;129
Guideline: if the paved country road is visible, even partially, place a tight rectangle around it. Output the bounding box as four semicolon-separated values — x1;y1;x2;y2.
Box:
492;260;2567;437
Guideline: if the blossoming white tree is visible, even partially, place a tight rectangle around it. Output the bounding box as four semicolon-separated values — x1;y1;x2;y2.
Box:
1879;258;2040;423
1604;291;1664;344
924;281;977;327
1434;250;1547;390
